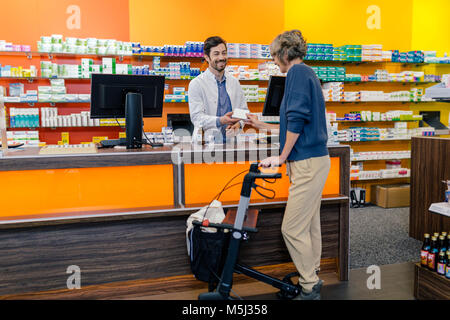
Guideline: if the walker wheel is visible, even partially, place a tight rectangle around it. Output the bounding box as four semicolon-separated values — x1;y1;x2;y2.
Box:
277;272;301;300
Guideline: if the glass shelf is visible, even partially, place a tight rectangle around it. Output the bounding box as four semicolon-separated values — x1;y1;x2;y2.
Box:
325;101;436;103
332;120;421;123
351;176;410;181
0;76;439;86
351;157;410;161
1;50;448;66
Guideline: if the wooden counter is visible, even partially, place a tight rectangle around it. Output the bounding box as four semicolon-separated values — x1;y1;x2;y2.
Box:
0;143;350;298
410;136;450;240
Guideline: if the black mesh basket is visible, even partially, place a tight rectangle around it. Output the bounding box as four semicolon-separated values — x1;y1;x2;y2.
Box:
188;224;230;286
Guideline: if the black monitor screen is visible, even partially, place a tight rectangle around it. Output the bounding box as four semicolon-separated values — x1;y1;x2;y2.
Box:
90;74;165;118
262;76;286;116
167;113;194;136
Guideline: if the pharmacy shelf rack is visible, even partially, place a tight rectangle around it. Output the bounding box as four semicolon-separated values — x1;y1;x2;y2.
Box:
325;101;437;104
351;157;410;162
7;126;123;130
332;120;421;123
0;76;438;86
3;101;90;106
343;138;414;142
0;50;132;62
1;50;450;66
351;176;410;181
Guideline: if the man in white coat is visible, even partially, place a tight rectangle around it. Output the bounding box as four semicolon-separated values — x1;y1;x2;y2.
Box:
188;36;249;143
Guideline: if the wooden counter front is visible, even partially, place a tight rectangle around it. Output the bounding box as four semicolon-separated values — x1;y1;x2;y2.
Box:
0;143;350;298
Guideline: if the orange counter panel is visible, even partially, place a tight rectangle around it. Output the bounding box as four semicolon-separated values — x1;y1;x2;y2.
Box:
0;165;174;218
184;157;340;205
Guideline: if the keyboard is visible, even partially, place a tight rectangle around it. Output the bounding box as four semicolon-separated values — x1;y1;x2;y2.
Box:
255;113;280;123
39;143;98;155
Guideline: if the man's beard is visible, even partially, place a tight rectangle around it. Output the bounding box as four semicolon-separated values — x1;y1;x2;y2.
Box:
212;59;227;72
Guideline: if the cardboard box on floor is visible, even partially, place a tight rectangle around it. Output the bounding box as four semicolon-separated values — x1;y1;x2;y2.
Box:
371;184;410;208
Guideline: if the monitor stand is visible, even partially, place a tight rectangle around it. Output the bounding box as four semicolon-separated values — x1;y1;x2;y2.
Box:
125;92;143;149
98;92;145;149
97;93;165;149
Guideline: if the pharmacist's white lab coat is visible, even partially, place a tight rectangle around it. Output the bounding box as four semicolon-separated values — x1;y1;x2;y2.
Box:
188;68;249;131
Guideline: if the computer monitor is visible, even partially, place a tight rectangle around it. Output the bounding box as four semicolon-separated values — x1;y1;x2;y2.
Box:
91;74;165;149
262;76;286;116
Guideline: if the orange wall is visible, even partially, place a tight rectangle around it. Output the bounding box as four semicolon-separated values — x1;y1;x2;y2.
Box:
1;1;447;53
129;0;285;45
0;0;130;49
285;0;413;51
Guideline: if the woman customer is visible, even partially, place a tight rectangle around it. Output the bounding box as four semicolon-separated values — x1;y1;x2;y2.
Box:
246;30;330;300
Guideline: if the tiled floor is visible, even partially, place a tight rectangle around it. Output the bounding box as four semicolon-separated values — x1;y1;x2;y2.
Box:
135;262;416;300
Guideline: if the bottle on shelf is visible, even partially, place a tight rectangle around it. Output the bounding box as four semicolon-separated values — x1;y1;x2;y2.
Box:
446;251;450;279
437;251;447;276
421;233;431;267
427;236;439;271
442;232;448;249
438;235;447;254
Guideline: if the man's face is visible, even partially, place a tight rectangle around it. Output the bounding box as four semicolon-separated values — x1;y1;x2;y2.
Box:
205;43;228;73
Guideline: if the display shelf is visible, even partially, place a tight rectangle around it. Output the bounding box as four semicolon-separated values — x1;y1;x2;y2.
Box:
3;102;90;107
0;76;94;82
342;138;412;142
0;76;438;86
0;50;131;61
351;157;410;162
138;100;435;104
332;120;420;123
351;176;410;181
325;101;436;104
414;263;450;300
6;126;122;130
2;50;449;66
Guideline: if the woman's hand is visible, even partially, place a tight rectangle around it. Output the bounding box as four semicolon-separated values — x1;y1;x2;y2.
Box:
259;156;285;168
245;113;265;130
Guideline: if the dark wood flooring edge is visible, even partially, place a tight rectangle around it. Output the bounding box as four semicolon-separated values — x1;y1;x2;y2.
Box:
0;260;338;300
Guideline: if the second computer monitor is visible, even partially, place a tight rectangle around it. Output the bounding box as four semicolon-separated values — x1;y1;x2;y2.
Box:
262;76;286;116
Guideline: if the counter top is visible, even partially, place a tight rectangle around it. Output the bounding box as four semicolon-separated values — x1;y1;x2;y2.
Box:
0;143;349;171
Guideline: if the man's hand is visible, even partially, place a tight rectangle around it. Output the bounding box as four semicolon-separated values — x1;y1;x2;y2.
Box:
220;111;240;125
226;122;241;136
259;156;286;168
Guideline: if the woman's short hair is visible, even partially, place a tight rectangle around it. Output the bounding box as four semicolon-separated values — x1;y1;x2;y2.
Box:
270;30;307;63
